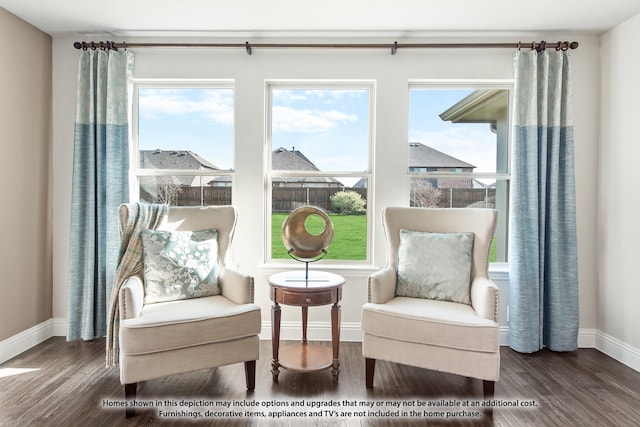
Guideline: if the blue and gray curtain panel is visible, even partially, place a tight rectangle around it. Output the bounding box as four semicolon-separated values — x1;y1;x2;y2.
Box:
509;49;579;353
67;49;134;341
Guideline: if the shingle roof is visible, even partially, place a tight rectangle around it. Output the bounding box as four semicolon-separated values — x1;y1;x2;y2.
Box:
408;142;475;169
140;149;221;170
272;147;319;171
140;149;222;186
272;147;341;186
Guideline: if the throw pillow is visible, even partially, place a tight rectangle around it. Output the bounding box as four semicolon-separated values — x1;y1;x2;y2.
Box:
396;229;474;304
141;228;221;304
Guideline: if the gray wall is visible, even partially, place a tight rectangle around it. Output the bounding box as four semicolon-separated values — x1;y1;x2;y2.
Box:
0;8;52;341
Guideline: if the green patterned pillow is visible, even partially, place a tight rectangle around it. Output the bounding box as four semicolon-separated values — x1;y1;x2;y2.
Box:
396;229;474;304
141;228;221;304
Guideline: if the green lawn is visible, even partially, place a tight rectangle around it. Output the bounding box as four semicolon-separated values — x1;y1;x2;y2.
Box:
272;212;367;260
271;212;497;262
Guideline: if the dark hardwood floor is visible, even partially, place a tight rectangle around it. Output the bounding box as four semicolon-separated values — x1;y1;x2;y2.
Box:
1;338;639;426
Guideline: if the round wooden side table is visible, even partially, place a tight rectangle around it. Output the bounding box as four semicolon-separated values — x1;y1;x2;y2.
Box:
269;270;344;383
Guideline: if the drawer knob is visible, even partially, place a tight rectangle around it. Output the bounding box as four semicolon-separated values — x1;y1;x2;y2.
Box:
305;297;312;303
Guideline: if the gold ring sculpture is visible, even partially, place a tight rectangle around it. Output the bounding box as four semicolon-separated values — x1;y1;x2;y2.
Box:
281;206;334;260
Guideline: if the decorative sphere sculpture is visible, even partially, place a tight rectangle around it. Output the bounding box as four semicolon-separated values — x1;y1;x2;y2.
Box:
281;206;334;261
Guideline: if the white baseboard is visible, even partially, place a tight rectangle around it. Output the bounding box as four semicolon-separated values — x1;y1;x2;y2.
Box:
259;321;362;342
52;317;67;337
499;327;599;349
578;328;598;348
595;330;640;373
499;326;509;346
5;319;639;375
0;319;54;365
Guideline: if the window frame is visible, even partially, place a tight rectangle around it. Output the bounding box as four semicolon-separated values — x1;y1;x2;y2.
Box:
130;79;236;205
264;80;376;266
407;80;513;264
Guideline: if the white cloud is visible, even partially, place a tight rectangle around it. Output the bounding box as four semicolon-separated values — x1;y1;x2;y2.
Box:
272;106;357;133
274;88;367;107
139;89;234;126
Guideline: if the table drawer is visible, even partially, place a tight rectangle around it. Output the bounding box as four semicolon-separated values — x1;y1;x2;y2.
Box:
280;290;335;306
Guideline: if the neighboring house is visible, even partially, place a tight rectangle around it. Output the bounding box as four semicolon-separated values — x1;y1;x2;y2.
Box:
141;147;343;190
352;177;367;189
139;149;229;204
140;149;232;188
272;147;342;188
351;142;476;189
408;142;476;189
140;149;225;186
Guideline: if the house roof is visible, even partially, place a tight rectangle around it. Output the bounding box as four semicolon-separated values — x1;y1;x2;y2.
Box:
352;178;367;188
439;89;508;127
140;149;222;186
140;149;221;171
272;147;341;186
272;147;319;171
408;142;475;169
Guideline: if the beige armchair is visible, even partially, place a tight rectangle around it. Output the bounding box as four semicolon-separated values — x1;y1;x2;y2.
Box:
117;205;260;417
362;207;499;400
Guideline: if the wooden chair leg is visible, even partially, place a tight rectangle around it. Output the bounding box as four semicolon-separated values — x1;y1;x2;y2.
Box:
365;358;376;388
124;382;137;418
482;380;495;422
245;360;256;391
482;379;495;399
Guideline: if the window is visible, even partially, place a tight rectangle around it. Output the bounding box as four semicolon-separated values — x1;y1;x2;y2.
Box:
266;82;374;262
408;84;511;262
132;81;235;206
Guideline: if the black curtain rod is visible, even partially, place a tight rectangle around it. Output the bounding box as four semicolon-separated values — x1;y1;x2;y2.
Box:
73;40;578;55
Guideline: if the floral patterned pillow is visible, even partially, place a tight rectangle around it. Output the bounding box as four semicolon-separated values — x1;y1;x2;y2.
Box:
141;228;221;304
395;229;474;304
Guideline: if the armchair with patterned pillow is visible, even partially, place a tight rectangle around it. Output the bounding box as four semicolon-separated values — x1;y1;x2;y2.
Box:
112;204;260;418
362;207;500;405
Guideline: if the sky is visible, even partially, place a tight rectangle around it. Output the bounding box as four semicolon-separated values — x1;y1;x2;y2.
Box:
270;88;369;172
138;87;235;170
137;86;498;176
409;88;497;174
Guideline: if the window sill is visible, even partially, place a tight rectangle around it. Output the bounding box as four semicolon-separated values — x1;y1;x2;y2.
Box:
258;262;509;280
489;262;510;281
258;262;379;278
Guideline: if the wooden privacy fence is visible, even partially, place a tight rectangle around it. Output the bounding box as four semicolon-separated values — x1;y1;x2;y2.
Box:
431;188;496;209
142;185;495;211
176;186;232;206
271;187;367;212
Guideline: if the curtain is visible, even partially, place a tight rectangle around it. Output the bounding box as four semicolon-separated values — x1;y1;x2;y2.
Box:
509;50;579;353
67;49;134;341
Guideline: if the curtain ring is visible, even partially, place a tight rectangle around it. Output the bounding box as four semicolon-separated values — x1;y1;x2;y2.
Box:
517;41;521;51
537;41;546;52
